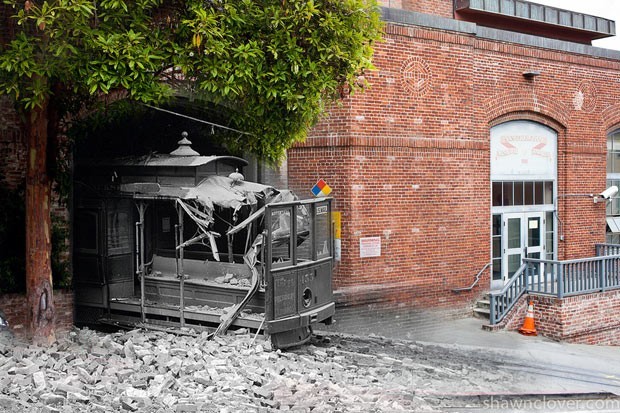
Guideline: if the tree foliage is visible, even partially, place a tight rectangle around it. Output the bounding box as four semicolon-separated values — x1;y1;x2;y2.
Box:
0;0;381;342
0;0;383;162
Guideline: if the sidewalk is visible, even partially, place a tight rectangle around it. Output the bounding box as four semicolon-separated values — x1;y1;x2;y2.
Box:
317;304;620;396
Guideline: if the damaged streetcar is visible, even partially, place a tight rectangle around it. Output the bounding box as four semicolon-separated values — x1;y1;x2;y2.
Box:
73;133;335;348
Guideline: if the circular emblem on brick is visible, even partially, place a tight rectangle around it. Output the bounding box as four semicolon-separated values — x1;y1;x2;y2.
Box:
573;80;596;112
400;57;432;98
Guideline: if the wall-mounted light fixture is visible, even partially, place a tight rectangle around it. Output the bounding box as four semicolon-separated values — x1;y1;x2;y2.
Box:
522;70;541;79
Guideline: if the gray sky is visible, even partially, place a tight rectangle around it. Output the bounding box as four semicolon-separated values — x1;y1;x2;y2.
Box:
533;0;620;50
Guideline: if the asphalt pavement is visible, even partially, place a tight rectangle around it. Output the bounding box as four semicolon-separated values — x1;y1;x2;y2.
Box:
317;304;620;398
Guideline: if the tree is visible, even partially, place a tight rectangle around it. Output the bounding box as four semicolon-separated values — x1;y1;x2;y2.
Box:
0;0;382;344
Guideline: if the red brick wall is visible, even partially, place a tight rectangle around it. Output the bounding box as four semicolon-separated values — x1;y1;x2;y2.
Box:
501;292;620;345
0;290;74;338
402;0;453;18
486;296;530;332
0;96;26;189
379;0;454;18
289;17;620;308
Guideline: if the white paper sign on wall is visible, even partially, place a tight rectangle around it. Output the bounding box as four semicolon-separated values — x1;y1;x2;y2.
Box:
360;237;381;258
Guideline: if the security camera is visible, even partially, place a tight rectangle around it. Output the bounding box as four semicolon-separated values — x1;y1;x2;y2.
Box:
594;186;619;203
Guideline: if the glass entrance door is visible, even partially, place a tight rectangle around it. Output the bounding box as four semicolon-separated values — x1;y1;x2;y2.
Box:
502;212;544;283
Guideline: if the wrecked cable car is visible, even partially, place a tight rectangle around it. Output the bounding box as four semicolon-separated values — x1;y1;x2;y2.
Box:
73;133;335;348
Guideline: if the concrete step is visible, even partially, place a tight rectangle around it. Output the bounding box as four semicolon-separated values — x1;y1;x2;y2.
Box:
473;307;490;320
475;299;490;308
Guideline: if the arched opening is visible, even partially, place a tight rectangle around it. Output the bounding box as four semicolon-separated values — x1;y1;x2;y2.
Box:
490;120;558;289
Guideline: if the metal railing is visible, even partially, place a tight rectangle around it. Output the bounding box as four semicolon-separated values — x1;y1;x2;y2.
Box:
596;243;620;257
489;252;620;325
452;262;492;293
489;263;530;325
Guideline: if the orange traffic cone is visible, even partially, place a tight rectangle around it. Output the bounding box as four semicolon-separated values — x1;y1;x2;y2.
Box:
518;301;537;336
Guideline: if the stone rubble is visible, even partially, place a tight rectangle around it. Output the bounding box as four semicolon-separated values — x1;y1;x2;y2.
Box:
182;304;263;321
213;274;251;288
0;328;432;412
0;328;522;412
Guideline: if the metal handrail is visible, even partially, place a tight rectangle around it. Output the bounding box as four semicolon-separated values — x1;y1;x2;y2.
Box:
452;262;492;293
524;255;620;265
489;263;529;324
490;253;620;324
596;243;620;257
492;264;527;296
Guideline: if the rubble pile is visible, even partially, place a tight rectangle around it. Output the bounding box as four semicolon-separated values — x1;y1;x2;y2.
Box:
0;328;434;412
213;273;251;288
183;304;263;321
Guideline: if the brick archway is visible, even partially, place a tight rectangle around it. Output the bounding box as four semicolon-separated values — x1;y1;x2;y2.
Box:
484;87;569;129
601;104;620;135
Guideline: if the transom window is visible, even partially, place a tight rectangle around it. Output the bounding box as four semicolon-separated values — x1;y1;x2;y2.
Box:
492;181;554;207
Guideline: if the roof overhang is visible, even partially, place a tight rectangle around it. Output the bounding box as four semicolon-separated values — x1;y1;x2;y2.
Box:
455;0;616;44
96;154;248;168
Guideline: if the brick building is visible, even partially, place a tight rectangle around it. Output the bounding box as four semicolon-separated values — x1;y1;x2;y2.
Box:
287;0;620;323
4;0;620;343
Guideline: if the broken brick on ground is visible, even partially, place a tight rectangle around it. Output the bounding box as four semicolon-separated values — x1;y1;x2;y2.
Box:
0;327;530;412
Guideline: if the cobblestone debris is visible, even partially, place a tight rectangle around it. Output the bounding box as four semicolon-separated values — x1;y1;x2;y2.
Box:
0;327;520;412
0;329;418;411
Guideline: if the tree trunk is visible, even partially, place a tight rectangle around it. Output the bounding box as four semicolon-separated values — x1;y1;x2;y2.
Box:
25;96;56;346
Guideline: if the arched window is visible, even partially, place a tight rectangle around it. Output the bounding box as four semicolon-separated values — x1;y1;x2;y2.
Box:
490;120;557;286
